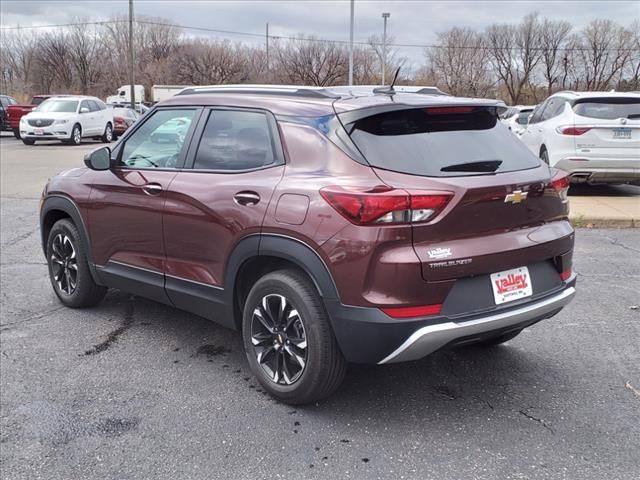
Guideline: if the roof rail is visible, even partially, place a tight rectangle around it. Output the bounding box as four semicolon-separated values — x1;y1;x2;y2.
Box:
175;84;341;99
327;85;449;96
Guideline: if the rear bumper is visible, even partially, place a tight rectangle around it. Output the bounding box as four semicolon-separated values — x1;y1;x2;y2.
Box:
555;157;640;184
325;276;576;364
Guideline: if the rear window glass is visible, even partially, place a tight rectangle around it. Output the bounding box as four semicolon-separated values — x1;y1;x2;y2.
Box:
572;98;640;120
347;107;540;177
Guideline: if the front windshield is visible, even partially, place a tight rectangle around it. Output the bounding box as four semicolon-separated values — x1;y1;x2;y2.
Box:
36;100;78;113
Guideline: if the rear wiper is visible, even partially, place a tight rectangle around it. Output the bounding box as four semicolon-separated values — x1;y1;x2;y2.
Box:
441;160;502;173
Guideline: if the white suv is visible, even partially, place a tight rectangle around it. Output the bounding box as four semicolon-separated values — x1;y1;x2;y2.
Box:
20;96;114;146
500;105;535;136
520;91;640;184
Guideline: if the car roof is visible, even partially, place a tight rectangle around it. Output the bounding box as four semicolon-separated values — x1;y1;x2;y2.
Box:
159;84;503;117
45;95;102;101
552;91;640;100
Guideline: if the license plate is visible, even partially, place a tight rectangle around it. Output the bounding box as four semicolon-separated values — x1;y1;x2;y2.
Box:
612;128;632;139
34;128;44;135
490;267;532;305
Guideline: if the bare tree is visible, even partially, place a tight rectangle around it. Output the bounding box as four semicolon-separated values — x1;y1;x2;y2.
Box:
173;39;248;85
626;20;640;90
367;34;407;85
572;19;633;90
68;21;104;93
1;30;38;93
274;36;348;86
36;31;74;93
539;19;572;94
486;12;543;104
426;27;493;97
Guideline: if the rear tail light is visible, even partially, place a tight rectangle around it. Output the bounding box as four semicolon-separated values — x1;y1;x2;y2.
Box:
549;170;570;203
115;118;125;126
556;126;591;136
381;304;443;319
559;269;572;281
320;186;452;225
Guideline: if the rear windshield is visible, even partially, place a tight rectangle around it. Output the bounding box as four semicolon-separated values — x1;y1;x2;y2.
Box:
346;107;540;177
36;100;78;113
572;98;640;120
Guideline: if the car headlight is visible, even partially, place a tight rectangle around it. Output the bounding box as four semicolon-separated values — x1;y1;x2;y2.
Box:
54;119;69;125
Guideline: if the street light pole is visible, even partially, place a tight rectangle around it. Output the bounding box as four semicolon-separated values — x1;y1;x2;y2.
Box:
128;0;135;109
348;0;354;86
381;12;390;85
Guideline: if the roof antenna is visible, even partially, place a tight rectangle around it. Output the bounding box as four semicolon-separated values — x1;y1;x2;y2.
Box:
373;67;401;95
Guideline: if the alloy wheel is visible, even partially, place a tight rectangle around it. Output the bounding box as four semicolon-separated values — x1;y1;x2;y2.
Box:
105;125;113;141
50;233;78;295
250;294;308;385
73;127;81;144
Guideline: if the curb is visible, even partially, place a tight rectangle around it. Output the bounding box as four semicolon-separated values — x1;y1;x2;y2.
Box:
570;215;638;229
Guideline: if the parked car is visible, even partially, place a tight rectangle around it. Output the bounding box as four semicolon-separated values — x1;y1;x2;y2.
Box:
20;96;114;145
40;85;576;404
0;94;18;133
500;105;535;135
112;106;140;139
520;91;640;184
6;95;63;139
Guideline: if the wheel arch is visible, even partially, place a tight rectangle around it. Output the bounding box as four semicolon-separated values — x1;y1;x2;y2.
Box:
225;234;340;330
40;195;100;283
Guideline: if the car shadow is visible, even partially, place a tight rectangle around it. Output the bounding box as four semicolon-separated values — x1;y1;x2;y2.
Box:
92;290;561;420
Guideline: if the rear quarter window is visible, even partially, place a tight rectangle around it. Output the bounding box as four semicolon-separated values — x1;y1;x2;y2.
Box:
346;107;540;177
572;97;640;120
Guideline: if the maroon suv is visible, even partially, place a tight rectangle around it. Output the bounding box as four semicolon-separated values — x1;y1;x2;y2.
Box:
40;85;576;404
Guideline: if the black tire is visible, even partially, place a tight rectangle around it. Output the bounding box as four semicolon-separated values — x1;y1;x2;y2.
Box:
101;123;113;143
46;219;107;308
471;329;523;347
22;138;35;145
540;147;549;165
242;269;347;405
13;128;21;139
68;124;82;145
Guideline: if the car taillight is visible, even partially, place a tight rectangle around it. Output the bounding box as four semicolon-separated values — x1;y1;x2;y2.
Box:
115;118;125;125
559;269;572;281
556;126;591;136
549;170;570;203
381;304;443;318
320;186;452;225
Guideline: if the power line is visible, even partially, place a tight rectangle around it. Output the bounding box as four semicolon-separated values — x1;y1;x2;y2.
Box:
1;18;636;53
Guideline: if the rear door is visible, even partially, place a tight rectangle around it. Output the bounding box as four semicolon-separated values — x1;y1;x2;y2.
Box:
344;105;572;285
570;97;640;159
162;107;285;325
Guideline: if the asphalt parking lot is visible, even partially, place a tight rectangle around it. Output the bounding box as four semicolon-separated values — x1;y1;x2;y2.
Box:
0;132;639;480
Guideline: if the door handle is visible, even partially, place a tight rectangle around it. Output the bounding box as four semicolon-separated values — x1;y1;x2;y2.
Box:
233;191;260;206
142;183;163;196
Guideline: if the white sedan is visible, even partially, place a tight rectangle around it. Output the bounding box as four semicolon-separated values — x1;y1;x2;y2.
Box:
20;96;114;145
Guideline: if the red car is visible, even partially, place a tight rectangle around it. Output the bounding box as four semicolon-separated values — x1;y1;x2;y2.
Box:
40;85;576;404
112;106;140;139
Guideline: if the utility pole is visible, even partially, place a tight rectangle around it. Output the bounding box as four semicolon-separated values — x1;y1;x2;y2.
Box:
348;0;354;86
381;12;390;85
128;0;135;109
266;22;270;84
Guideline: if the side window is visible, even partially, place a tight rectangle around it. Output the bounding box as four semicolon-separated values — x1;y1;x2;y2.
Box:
529;102;547;124
0;97;8;108
120;109;196;169
95;100;107;111
193;110;276;171
547;99;566;119
79;100;90;113
541;99;559;122
87;100;100;112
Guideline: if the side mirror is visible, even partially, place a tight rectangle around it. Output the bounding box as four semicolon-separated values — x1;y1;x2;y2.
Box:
80;107;90;114
84;147;112;171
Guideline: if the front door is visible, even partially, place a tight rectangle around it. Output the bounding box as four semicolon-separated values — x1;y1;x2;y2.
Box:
86;107;201;303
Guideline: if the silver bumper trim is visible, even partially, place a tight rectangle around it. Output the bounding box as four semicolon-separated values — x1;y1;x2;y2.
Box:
378;286;576;364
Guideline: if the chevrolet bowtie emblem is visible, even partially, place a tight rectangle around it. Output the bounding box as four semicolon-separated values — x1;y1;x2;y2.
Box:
504;190;528;204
